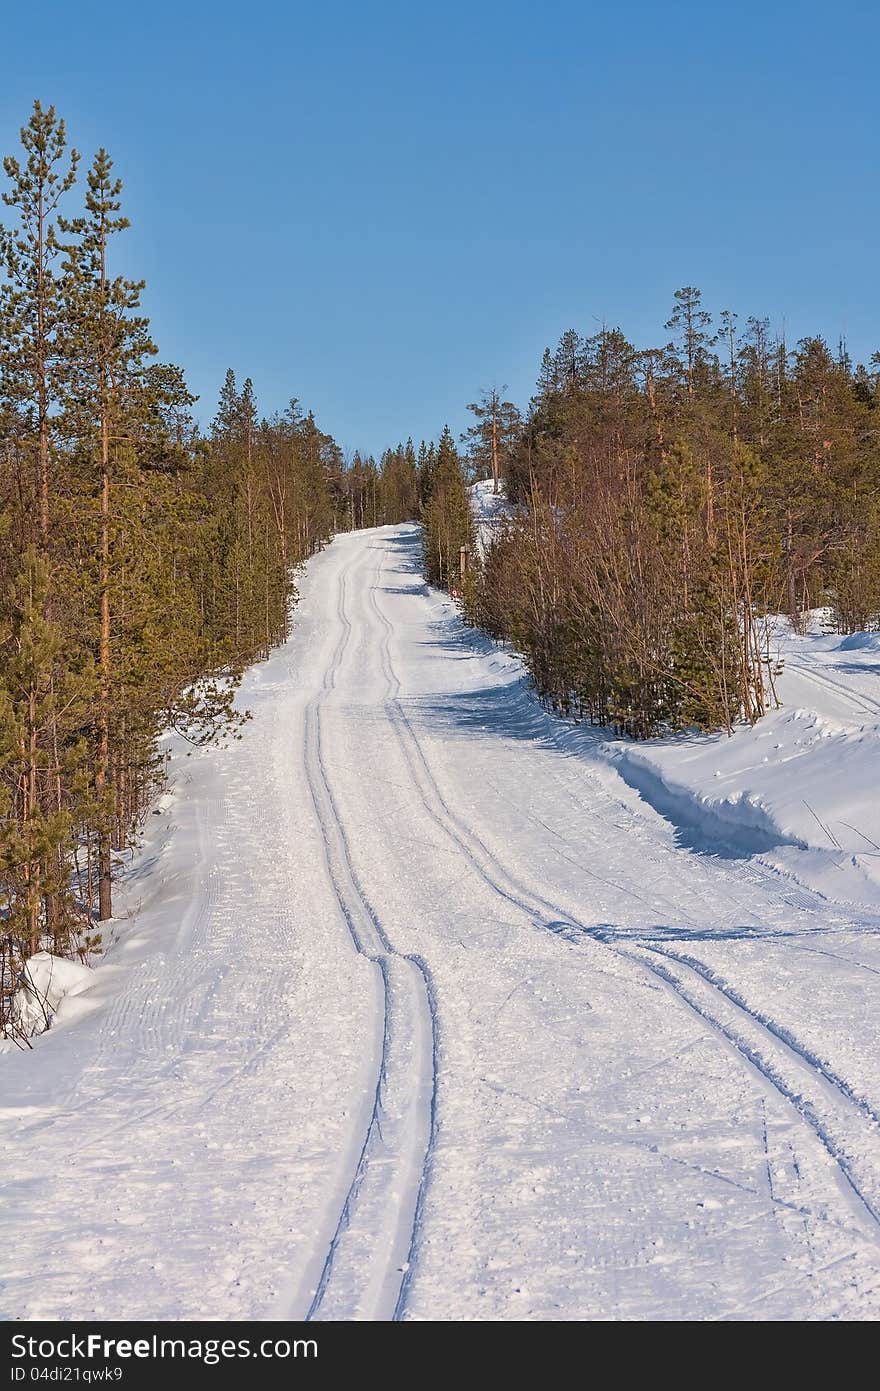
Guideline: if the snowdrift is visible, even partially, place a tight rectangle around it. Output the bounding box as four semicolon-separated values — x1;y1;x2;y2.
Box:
598;623;880;908
14;951;95;1036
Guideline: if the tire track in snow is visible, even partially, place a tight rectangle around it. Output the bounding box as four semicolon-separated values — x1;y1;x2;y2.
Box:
367;536;880;1247
298;549;438;1323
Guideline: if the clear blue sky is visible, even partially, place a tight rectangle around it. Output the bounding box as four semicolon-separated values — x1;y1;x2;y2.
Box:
3;1;878;458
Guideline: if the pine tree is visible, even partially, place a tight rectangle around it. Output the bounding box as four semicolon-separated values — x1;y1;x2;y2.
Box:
665;286;713;400
422;427;472;589
63;147;157;919
417;439;437;507
0;101;79;542
462;387;521;494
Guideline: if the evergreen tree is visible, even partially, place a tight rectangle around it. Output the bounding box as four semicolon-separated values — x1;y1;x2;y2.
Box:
422;426;472;589
461;387;521;493
0;101;79;542
0;103;350;1032
665;285;713;400
417;439;438;507
62;146;157;918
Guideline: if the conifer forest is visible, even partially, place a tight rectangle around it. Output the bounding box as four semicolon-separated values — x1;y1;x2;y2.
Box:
0;104;420;1026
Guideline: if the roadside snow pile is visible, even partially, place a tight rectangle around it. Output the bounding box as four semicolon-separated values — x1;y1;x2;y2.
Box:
598;620;880;909
14;951;95;1036
839;631;880;652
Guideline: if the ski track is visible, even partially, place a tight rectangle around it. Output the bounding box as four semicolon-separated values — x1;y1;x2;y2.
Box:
620;947;880;1236
361;546;880;1270
785;657;880;723
2;523;879;1321
298;557;438;1322
371;537;880;1285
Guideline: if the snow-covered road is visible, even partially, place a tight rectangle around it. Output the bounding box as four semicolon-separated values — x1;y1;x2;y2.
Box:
3;525;880;1321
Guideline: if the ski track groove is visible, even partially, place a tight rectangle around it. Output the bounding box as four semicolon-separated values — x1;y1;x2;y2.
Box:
785;656;880;722
643;944;880;1129
366;546;880;1252
621;944;880;1237
299;552;438;1323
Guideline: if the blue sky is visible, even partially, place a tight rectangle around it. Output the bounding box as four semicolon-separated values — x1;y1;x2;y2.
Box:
3;1;878;457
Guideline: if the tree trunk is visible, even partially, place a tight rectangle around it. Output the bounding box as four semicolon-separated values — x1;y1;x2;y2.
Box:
96;400;112;921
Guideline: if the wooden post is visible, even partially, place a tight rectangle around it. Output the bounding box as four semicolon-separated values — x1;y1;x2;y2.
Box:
459;545;468;580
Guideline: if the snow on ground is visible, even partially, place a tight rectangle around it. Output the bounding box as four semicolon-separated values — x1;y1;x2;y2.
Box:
11;953;96;1038
597;620;880;911
1;525;879;1321
469;476;516;557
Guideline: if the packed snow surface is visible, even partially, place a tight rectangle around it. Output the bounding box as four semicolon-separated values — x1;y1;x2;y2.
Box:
2;525;879;1321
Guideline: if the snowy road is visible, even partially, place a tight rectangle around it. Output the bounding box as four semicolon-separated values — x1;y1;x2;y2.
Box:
3;524;880;1320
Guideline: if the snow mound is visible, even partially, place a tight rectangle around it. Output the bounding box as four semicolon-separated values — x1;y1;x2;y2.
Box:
839;631;880;653
469;477;512;521
468;479;517;558
605;735;808;858
14;951;95;1036
599;682;880;906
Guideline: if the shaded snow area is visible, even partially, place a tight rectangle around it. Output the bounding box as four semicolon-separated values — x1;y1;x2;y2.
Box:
2;525;879;1321
600;620;880;910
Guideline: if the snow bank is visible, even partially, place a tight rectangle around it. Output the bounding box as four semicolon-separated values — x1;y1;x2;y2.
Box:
839;631;880;653
14;951;95;1036
595;622;880;908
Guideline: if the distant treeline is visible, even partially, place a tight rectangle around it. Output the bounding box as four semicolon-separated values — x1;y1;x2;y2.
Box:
426;289;880;738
